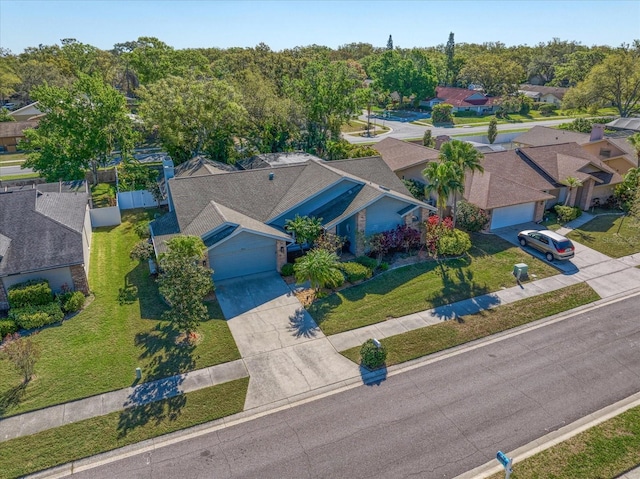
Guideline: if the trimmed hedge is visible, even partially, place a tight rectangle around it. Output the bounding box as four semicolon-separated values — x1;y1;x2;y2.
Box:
59;291;86;313
8;280;53;308
355;256;378;270
339;262;372;283
9;303;64;330
0;319;18;338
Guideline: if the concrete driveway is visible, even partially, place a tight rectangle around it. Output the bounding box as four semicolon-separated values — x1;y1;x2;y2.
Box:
215;272;359;410
492;222;612;274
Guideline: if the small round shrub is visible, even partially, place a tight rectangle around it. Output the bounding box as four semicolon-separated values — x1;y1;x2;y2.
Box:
0;319;18;338
60;291;85;313
554;204;582;223
360;339;387;369
378;262;389;271
437;229;472;256
134;221;151;239
130;240;154;261
280;263;295;276
355;255;378;270
456;201;489;232
338;262;372;283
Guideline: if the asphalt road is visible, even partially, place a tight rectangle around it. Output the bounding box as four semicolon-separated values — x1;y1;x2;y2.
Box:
71;294;640;479
345;117;572;143
0;164;32;175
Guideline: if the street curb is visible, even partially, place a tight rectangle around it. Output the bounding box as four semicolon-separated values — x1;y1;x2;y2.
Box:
25;287;640;478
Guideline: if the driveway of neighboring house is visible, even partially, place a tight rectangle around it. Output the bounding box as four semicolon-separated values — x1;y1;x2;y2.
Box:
215;272;359;410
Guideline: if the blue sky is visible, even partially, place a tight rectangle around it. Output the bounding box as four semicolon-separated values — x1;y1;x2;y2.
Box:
1;0;639;53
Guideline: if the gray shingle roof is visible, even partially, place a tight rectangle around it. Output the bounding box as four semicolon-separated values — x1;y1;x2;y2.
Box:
513;126;590;147
324;156;412;194
174;156;239;177
372;137;440;172
36;190;87;232
0;188;87;276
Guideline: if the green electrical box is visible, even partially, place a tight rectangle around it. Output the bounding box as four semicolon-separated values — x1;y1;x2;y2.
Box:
513;263;528;280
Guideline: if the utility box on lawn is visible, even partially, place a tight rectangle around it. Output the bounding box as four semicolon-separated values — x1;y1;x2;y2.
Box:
513;263;528;281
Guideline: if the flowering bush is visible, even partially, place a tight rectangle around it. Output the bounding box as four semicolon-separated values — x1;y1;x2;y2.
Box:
425;215;471;256
369;224;423;258
456;201;489;232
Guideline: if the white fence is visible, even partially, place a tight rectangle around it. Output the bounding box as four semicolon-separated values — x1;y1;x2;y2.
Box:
90;206;121;227
118;190;159;209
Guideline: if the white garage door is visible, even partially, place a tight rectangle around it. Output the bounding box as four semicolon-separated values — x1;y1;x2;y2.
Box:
490;203;535;230
209;232;277;281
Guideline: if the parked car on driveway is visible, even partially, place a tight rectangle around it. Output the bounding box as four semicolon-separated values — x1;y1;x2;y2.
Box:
517;229;575;261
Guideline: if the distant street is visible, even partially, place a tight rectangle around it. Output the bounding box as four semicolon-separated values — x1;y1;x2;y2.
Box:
0;164;32;176
74;294;640;479
345;116;572;144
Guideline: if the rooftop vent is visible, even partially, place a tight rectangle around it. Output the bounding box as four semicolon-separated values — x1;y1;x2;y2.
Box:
269;172;274;181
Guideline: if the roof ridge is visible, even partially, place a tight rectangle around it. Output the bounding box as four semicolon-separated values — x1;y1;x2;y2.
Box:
33;191;85;236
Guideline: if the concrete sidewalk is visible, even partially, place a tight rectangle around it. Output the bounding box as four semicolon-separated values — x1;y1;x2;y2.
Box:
0;359;247;443
328;251;640;352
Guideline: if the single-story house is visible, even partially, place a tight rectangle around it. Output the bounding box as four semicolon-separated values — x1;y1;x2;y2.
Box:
0;181;91;310
0;120;38;153
465;142;622;230
518;84;569;106
372;137;440;183
421;86;498;115
9;102;44;122
514;126;637;174
151;156;436;282
606;117;640;133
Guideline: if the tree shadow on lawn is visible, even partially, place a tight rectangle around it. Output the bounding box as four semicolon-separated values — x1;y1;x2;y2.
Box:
0;383;27;417
126;262;167;320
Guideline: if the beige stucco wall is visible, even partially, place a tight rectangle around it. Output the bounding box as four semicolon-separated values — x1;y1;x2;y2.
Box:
2;267;74;294
397;164;429;184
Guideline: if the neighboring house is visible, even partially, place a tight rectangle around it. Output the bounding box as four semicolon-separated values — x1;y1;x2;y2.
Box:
465;142;622;230
0;120;38;153
0;181;92;310
606;117;640;133
514;126;636;174
372;137;440;183
151;156;436;282
9;102;44;122
518;84;569;106
237;152;323;170
421;86;498;115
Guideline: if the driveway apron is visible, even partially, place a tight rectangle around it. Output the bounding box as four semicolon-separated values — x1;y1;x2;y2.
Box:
215;272;359;410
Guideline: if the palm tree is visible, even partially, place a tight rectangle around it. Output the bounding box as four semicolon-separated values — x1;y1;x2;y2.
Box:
561;176;583;206
438;140;484;226
293;248;343;294
423;160;461;218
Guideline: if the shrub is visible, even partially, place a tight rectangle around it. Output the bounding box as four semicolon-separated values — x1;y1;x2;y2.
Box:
355;256;378;270
8;280;53;308
379;262;389;271
554;204;582;223
432;103;454;124
59;291;85;313
130;240;154;261
360;339;387;369
0;320;18;337
456;201;489;232
339;262;372;283
437;229;472;256
134;221;151;239
9;303;64;330
539;103;558;116
280;263;295;276
402;179;426;201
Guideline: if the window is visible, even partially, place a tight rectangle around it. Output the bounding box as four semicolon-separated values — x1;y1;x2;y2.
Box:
599;149;611;158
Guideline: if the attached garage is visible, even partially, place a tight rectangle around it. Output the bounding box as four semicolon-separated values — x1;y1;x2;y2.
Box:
490;202;535;230
209;231;277;281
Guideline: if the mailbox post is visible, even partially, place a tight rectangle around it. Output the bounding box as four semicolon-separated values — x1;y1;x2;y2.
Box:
496;451;513;479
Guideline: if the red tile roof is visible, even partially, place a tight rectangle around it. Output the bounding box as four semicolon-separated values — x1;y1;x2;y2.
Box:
428;87;496;108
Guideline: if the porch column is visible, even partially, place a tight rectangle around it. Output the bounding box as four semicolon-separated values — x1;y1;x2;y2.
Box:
534;200;546;222
355;209;367;256
276;240;287;271
579;180;595;211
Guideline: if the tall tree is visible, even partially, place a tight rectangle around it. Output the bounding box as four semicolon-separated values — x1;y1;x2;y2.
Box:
23;74;136;183
487;117;498;144
438;140;484;226
295;60;363;155
445;32;456;86
138;75;247;164
284;215;323;247
565;50;640;117
158;236;212;338
386;35;394;51
459;53;525;96
0;56;21;104
369;49;436;105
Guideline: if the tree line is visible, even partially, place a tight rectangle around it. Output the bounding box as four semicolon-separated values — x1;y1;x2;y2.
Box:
1;35;638;179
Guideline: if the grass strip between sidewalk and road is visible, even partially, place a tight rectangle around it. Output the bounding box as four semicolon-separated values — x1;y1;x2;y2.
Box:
486;404;640;479
0;172;40;180
0;378;249;479
341;282;599;366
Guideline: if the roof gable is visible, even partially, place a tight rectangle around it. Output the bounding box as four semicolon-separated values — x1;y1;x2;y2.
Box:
372;137;439;172
513;126;589;147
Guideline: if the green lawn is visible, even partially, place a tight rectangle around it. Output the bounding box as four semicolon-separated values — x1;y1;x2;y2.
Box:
90;182;116;207
487;403;640;479
0;172;40;181
0;378;248;479
0;210;240;417
310;234;558;335
567;215;640;258
0;153;27;164
341;283;598;365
